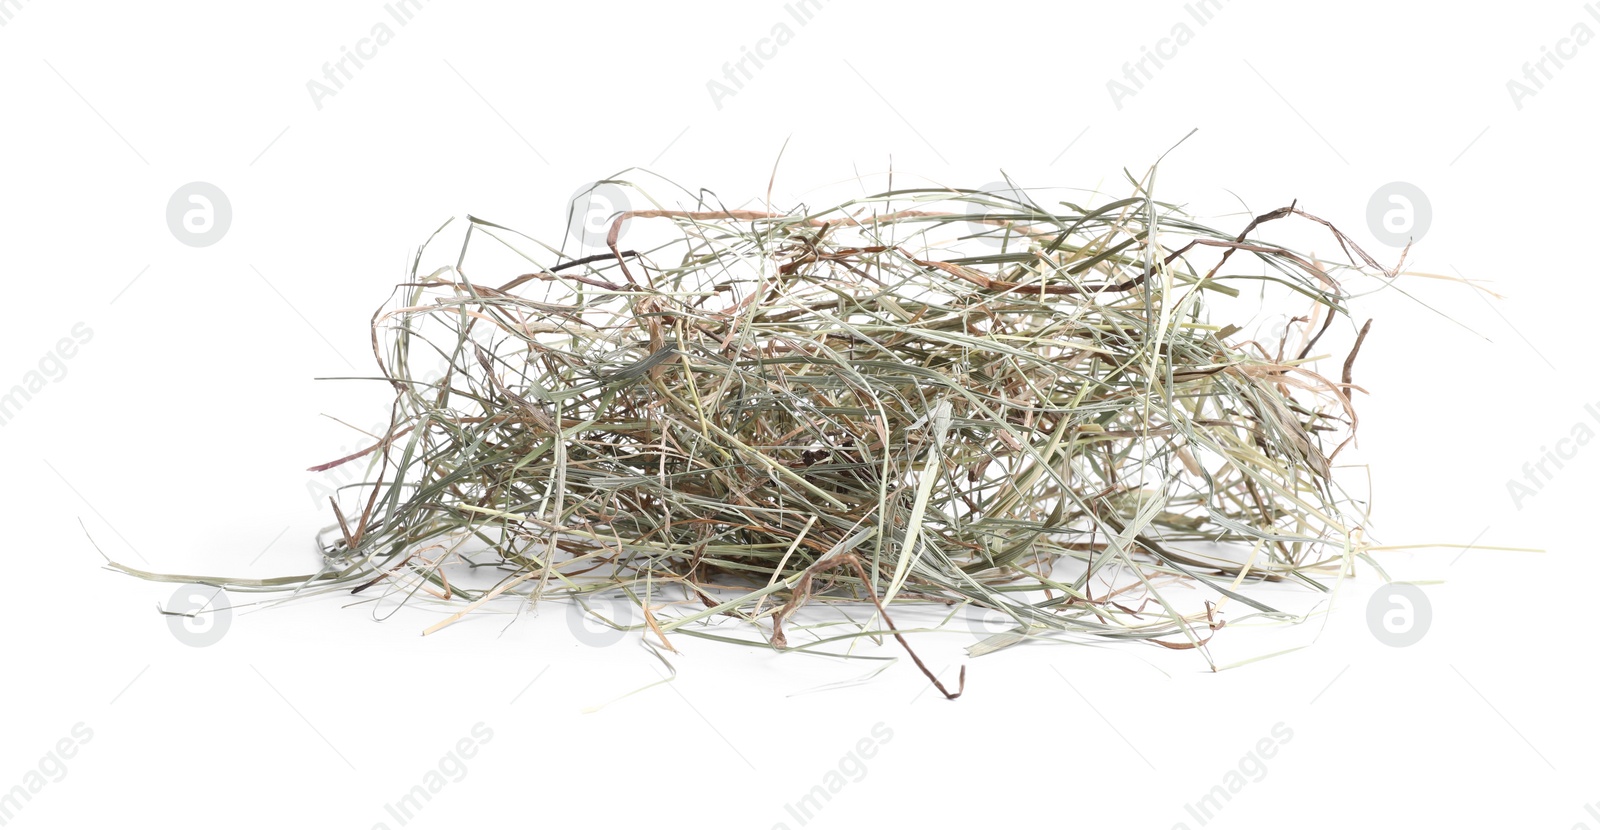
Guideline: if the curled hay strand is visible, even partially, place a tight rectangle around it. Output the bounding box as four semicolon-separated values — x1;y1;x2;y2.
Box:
116;177;1400;696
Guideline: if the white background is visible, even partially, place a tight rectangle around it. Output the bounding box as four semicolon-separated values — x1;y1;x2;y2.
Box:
2;1;1595;827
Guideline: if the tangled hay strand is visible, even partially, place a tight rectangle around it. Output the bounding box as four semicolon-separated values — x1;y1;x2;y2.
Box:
115;173;1400;695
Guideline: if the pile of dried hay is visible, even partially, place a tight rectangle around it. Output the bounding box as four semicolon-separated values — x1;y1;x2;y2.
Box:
117;170;1402;697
